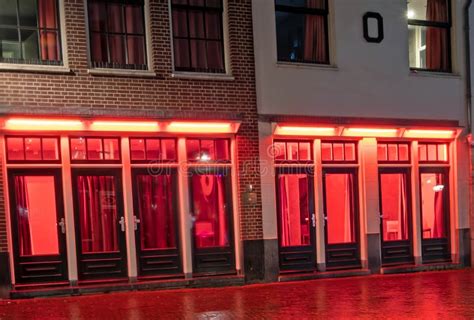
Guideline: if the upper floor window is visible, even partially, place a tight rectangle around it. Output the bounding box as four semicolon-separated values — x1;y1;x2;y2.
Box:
275;0;329;64
0;0;62;65
171;0;225;73
408;0;451;72
87;0;147;70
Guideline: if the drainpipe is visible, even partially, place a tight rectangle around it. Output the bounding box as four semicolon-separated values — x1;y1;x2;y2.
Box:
465;0;472;133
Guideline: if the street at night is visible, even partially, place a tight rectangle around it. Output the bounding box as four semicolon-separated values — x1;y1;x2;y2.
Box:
1;270;474;319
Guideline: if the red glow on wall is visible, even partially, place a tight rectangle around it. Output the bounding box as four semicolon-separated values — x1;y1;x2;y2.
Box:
5;118;84;131
403;129;455;139
274;125;336;136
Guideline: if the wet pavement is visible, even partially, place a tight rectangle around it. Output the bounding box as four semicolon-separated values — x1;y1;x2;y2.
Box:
1;270;474;319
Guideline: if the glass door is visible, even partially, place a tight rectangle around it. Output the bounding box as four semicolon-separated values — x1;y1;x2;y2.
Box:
72;169;128;280
189;168;234;274
132;168;181;277
419;168;451;262
276;167;316;272
8;169;68;284
322;168;361;269
379;169;414;265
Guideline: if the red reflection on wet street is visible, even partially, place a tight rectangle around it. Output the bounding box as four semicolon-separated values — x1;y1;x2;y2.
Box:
2;270;474;319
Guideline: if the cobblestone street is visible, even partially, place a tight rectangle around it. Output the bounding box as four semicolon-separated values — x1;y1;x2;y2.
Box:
1;270;474;319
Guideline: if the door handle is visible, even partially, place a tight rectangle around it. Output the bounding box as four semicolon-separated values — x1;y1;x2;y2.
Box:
323;215;327;226
119;216;125;232
379;213;384;219
133;215;141;231
311;214;316;228
58;218;66;234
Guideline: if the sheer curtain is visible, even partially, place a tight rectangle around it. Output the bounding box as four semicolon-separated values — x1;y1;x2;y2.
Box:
15;176;32;256
137;175;175;250
433;174;445;238
38;0;59;61
78;176;118;253
426;0;449;70
304;0;327;62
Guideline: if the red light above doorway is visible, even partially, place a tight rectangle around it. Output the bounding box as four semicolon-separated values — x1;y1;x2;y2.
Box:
4;118;84;131
274;125;337;136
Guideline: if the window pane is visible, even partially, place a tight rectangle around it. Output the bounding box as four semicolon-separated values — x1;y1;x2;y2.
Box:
42;138;59;160
125;5;144;34
276;11;328;63
172;9;188;37
19;0;38;27
90;33;108;63
191;173;230;248
274;142;286;161
438;144;448;161
407;0;448;23
206;0;222;7
21;29;39;60
126;35;145;65
409;25;449;71
399;144;409;161
188;11;205;38
206;40;224;71
162;139;177;161
205;11;222;40
321;143;332;161
215;139;229;161
333;143;344;161
87;138;103;160
0;28;21;59
278;174;311;247
70;138;86;160
325;173;356;244
287;142;298;161
427;144;437;161
146;139;160;160
201;139;215;161
388;144;398;161
344;143;356;161
136;174;176;250
103;138;120;160
173;39;190;69
299;142;311;161
88;2;107;32
7;137;25;161
0;0;18;26
377;144;387;162
380;173;409;241
107;4;124;33
419;144;427;161
190;39;207;69
421;173;447;239
108;35;126;65
77;175;119;253
39;30;59;61
276;0;326;9
14;175;59;256
186;139;200;161
24;137;42;160
38;0;58;29
130;138;146;161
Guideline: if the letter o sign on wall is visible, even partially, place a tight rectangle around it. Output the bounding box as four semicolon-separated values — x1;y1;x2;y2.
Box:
363;12;384;43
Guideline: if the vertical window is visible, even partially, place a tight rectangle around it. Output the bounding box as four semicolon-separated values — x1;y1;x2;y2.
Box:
0;0;61;65
420;172;448;239
275;0;329;64
408;0;451;72
171;0;225;73
87;0;147;70
380;173;410;241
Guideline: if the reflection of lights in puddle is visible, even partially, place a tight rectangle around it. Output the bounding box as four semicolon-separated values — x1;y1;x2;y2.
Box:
433;185;444;192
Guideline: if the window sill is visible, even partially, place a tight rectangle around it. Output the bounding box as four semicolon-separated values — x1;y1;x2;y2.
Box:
276;61;338;71
87;68;156;78
171;72;235;81
409;69;460;79
0;63;71;74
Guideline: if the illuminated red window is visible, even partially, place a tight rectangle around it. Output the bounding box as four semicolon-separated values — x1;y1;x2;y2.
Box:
321;141;357;163
130;138;177;163
186;139;230;163
6;136;60;163
70;137;121;163
274;141;312;163
420;171;449;239
418;143;448;163
378;142;410;163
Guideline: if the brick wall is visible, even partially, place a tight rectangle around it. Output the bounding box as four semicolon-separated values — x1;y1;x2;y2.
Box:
0;0;263;251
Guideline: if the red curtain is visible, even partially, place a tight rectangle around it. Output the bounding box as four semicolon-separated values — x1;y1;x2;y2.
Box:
38;0;59;61
78;175;118;253
14;176;32;256
433;174;445;238
426;0;449;70
399;174;408;240
326;174;355;244
137;175;175;250
304;0;327;63
192;174;228;248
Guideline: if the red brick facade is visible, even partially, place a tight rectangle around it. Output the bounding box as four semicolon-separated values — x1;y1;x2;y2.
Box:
0;0;262;252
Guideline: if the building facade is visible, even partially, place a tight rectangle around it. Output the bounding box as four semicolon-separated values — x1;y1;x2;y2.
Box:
0;0;265;297
253;0;472;280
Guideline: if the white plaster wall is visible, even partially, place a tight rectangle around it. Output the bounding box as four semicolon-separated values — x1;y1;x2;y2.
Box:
253;0;468;124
